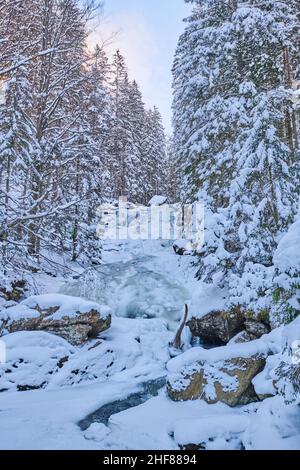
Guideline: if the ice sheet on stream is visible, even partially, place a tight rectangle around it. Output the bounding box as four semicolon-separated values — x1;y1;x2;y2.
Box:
61;240;197;326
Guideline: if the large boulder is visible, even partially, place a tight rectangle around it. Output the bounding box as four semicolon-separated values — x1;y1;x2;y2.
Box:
0;294;112;345
167;340;273;407
187;308;245;345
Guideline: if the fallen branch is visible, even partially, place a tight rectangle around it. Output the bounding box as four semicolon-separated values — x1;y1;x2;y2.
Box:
173;304;189;350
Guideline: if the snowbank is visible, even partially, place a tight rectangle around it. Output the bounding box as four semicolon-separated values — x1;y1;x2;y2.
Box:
0;331;74;392
173;414;249;450
0;317;171;393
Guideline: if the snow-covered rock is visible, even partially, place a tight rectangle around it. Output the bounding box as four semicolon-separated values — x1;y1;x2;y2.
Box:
229;330;256;344
0;294;112;345
167;337;278;406
0;316;171;395
189;284;227;319
0;278;27;302
0;331;74;392
187;308;245;345
252;354;279;400
242;396;300;450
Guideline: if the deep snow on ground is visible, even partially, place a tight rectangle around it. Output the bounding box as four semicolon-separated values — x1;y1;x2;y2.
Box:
0;239;300;450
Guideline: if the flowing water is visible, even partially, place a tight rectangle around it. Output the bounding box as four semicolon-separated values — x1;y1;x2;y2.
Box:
78;377;166;431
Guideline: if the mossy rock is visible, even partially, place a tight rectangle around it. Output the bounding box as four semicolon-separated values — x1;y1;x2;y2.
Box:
167;354;266;407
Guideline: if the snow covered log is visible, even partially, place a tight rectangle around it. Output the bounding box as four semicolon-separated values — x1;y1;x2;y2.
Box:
0;294;112;345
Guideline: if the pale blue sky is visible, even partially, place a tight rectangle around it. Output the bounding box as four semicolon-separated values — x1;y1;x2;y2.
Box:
90;0;190;133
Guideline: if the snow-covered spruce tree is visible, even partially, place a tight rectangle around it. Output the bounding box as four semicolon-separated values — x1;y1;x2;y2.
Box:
0;58;39;273
173;0;240;206
1;0;108;271
0;0;55;80
227;83;298;317
85;45;114;202
66;45;114;265
173;0;245;293
50;3;101;264
109;51;168;204
174;0;300;320
142;106;168;203
164;137;180;203
1;0;169;276
225;2;300;317
0;0;43;275
109;50;135;200
19;0;102;266
127;80;147;203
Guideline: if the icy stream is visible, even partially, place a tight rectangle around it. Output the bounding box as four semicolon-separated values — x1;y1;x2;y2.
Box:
61;240;197;430
78;377;166;431
62;241;195;327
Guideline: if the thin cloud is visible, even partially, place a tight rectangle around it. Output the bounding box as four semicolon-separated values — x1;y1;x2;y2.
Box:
89;8;158;98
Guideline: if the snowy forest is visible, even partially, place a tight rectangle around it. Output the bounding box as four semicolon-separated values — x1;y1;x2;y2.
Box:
0;0;172;276
1;0;300;453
